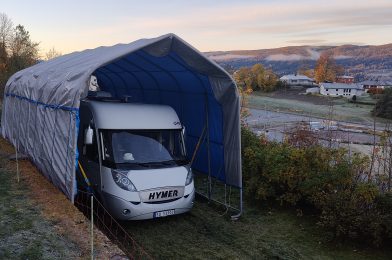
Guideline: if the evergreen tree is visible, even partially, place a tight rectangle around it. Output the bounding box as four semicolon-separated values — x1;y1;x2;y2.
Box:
373;88;392;119
8;24;39;72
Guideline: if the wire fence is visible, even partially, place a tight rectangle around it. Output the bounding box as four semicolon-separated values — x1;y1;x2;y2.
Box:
74;190;153;260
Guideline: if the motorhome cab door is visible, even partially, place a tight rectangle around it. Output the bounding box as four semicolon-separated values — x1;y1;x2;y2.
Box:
77;105;101;192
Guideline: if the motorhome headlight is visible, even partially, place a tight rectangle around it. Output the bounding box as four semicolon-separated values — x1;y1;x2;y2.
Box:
185;168;193;186
111;170;137;192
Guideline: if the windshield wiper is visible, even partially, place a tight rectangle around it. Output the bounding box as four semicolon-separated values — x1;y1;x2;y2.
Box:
117;160;188;167
115;162;150;168
139;160;174;166
174;159;190;165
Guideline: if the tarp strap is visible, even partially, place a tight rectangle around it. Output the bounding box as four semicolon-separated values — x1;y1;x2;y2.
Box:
5;93;78;112
78;161;92;192
190;124;207;166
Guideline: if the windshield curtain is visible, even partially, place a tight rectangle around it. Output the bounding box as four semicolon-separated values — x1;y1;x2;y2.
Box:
100;129;187;167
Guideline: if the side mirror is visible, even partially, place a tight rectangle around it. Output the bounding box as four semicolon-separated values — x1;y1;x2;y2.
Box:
84;125;94;145
181;126;187;156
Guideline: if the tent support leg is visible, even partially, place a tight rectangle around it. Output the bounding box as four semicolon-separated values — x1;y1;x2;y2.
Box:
205;98;212;201
231;188;243;220
196;191;240;212
15;145;19;183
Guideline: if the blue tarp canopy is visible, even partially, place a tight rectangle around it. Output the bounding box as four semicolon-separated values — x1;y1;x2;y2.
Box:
1;34;241;202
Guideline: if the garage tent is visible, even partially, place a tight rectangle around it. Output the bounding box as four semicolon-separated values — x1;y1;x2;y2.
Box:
1;33;241;203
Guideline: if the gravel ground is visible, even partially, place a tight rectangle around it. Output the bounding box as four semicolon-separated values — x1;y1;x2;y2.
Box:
0;157;80;259
246;108;383;145
249;90;392;127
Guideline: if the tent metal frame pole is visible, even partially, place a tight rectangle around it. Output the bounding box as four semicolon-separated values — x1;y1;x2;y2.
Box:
205;96;212;201
135;51;185;119
164;52;242;218
230;188;243;220
196;191;240;212
231;98;243;220
119;58;163;103
15;97;21;183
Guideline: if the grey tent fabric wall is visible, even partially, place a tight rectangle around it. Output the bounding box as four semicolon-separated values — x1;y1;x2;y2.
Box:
1;33;241;202
209;76;242;188
1;93;79;200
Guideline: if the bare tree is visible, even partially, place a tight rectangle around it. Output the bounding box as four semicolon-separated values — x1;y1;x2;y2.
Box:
0;13;13;51
369;116;377;181
327;97;335;149
381;124;392;192
0;13;13;95
45;47;62;60
388;131;392;192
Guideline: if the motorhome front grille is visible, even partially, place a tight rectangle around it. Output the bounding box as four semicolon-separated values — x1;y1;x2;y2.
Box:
143;197;181;204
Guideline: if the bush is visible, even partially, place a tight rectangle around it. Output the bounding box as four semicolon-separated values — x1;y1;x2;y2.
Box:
241;127;392;246
373;88;392;119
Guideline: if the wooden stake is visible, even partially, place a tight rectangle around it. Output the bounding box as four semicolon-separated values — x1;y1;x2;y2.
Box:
91;195;94;260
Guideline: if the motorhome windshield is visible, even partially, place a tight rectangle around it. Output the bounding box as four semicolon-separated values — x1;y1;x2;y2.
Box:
100;129;187;168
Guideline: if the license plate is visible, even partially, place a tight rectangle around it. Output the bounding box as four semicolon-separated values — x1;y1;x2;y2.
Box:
154;209;175;218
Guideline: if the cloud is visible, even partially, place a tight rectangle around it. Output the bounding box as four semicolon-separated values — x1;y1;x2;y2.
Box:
206;54;255;61
42;0;392;53
307;49;321;60
84;0;392;38
287;39;327;45
265;54;305;61
265;49;320;61
334;55;352;59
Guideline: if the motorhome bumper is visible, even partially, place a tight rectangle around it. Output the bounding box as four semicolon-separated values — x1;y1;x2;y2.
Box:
102;189;195;220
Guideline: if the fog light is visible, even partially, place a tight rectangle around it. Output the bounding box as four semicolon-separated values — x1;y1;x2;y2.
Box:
122;209;130;215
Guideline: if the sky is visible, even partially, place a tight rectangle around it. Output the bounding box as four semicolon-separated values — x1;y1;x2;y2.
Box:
2;0;392;56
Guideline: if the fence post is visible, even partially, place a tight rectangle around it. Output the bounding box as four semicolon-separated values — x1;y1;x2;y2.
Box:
15;145;19;183
91;195;94;260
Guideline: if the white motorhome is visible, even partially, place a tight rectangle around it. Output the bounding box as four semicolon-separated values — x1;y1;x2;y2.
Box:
77;98;194;220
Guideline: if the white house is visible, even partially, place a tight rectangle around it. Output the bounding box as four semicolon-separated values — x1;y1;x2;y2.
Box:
319;83;364;98
359;80;392;91
280;74;315;87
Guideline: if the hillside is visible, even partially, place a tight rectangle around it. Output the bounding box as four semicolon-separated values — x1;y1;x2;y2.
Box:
205;44;392;81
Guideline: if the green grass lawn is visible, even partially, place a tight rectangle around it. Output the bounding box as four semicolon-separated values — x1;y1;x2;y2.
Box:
122;196;391;259
0;158;80;259
248;94;392;126
1;153;391;259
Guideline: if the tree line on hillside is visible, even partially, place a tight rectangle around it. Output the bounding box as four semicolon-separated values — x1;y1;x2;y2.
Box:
216;44;392;83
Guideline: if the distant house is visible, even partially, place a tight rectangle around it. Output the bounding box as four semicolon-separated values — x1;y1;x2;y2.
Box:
280;74;315;87
336;75;354;84
319;83;364;97
359;80;392;91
